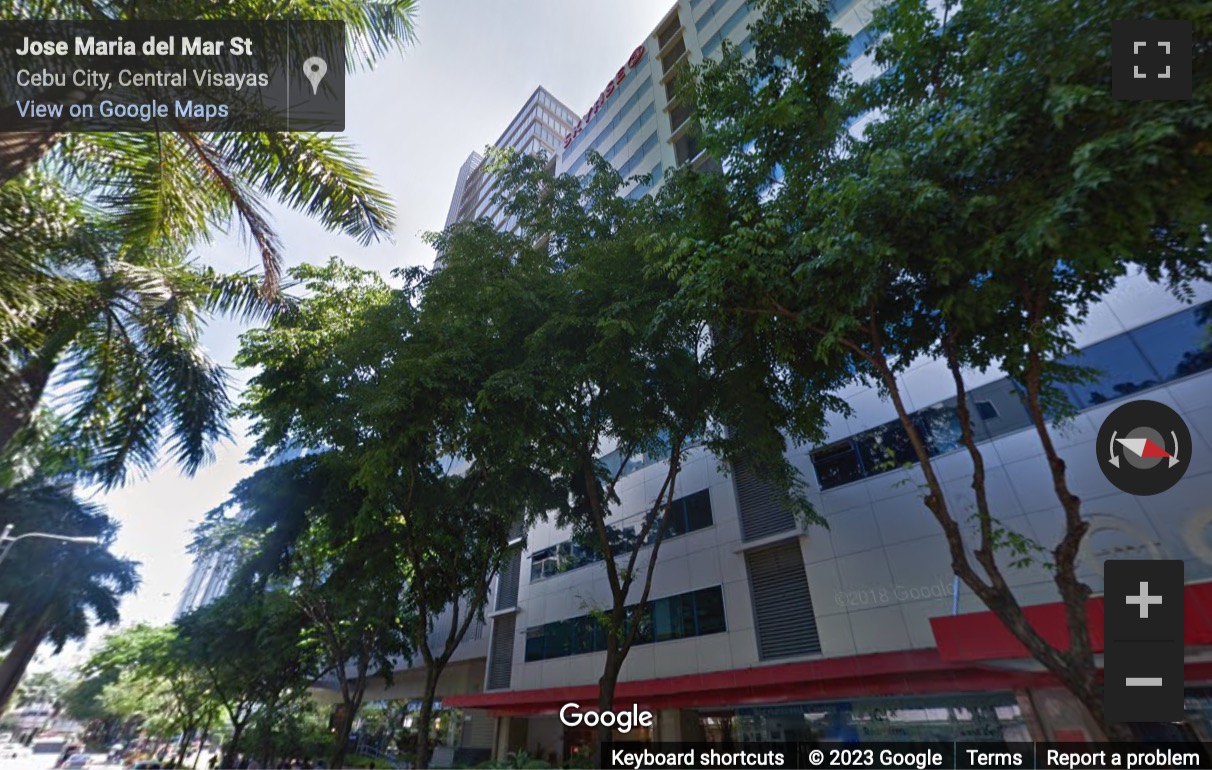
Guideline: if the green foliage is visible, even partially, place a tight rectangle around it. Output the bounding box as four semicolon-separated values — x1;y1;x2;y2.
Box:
175;589;319;740
0;472;138;651
678;0;1210;737
84;624;219;741
0;0;413;290
0;174;295;486
232;254;567;766
0;0;416;486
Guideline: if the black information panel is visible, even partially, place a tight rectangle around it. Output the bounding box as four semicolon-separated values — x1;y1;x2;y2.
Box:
601;742;1211;770
1104;559;1185;722
0;21;344;131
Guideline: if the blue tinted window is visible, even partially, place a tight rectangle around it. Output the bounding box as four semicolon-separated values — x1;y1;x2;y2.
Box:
1130;302;1212;382
844;26;876;65
694;586;727;635
524;628;545;662
1063;335;1159;408
812;439;864;490
522;586;726;661
704;5;751;57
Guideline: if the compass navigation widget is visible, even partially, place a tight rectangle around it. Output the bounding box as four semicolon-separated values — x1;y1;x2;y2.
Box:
1097;399;1192;496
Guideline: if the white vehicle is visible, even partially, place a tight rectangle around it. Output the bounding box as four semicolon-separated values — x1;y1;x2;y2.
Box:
0;743;29;759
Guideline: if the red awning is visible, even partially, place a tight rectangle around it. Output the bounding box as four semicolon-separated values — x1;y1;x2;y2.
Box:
444;649;1056;715
446;581;1212;716
930;580;1212;663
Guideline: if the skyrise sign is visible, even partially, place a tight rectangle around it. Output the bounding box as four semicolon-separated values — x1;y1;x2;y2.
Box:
563;44;647;149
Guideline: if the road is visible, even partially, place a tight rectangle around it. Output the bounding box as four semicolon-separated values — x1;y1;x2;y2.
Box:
0;755;115;770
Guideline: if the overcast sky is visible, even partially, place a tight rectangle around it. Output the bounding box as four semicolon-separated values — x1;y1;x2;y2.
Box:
34;1;676;671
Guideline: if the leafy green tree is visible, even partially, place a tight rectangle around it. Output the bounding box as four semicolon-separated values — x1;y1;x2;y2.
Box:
12;671;64;710
176;589;319;769
422;153;813;758
678;0;1212;740
85;623;221;766
231;259;564;768
0;244;286;486
61;668;135;745
287;516;412;770
0;474;139;713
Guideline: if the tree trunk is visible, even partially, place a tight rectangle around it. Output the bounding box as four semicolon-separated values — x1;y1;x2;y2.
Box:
0;615;50;714
0;129;59;185
176;724;194;768
593;647;622;766
329;685;365;770
414;665;444;770
223;721;246;769
193;717;212;769
0;356;59;457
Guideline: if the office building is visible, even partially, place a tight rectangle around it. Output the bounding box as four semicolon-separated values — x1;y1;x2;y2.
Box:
174;548;242;618
436;0;1212;760
444;86;578;231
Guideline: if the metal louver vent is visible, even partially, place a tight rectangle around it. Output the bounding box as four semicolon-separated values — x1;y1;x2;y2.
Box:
733;459;797;541
486;614;516;690
745;540;821;660
507;519;525;541
495;550;522;611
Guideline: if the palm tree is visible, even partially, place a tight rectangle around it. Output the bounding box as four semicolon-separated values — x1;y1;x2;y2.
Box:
0;0;417;290
0;190;291;485
0;473;140;714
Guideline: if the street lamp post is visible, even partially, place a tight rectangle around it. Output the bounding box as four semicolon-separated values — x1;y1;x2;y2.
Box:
0;523;102;569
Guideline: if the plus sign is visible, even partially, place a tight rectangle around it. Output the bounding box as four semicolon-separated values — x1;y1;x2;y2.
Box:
1126;581;1163;619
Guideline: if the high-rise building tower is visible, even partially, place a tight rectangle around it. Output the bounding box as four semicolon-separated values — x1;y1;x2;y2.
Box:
443;86;578;232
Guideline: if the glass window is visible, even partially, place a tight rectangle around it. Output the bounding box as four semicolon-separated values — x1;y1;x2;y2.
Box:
915;404;963;456
844;26;875;65
570;615;597;655
651;594;686;642
857;421;916;473
1130;302;1212;383
1062;334;1160;408
811;440;864;489
694;586;727;635
545;620;572;659
684;489;714;531
627;605;654;646
525;628;546;662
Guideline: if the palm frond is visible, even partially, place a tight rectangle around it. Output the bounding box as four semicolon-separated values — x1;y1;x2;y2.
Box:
216;132;396;246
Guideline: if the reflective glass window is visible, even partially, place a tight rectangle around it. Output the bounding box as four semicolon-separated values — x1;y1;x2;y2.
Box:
694;586;727;635
811;440;864;490
1130;302;1212;383
1063;334;1159;408
857;421;916;472
524;628;545;662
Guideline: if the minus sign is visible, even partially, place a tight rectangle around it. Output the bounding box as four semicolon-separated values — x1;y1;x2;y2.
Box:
1125;677;1163;687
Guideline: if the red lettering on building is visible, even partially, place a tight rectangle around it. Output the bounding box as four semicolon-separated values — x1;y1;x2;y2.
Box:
564;44;648;148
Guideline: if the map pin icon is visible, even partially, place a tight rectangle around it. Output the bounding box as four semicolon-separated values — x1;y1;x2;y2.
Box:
302;57;327;95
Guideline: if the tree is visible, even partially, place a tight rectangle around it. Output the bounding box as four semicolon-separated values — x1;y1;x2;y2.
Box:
0;474;139;713
231;259;564;768
176;589;318;769
13;671;65;710
0;243;289;486
421;152;813;757
84;624;221;767
678;0;1212;740
287;516;412;770
0;0;415;291
61;669;135;746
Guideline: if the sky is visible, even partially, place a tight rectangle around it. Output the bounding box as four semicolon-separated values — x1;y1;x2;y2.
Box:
28;0;677;673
